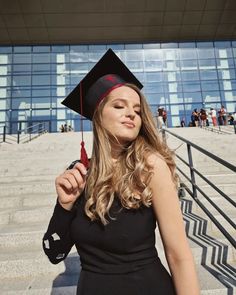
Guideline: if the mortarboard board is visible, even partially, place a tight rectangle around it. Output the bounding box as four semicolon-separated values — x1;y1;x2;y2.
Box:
61;48;143;120
61;49;143;168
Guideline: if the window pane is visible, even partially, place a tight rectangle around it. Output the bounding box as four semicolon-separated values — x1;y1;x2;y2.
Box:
180;49;197;60
11;98;31;109
180;60;198;70
13;75;31;86
12;87;31;98
202;91;221;103
201;81;219;91
197;48;215;59
216;59;234;69
13;64;31;73
144;61;162;71
144;49;163;61
215;48;232;59
146;72;163;82
182;71;199;81
13;54;31;64
200;70;218;80
32;75;51;86
182;81;201;92
217;69;236;80
32;97;50;108
184;92;202;103
32;53;50;63
70;52;89;63
198;59;216;70
219;80;236;90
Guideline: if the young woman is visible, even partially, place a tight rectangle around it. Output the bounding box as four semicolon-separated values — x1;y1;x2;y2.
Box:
43;49;200;295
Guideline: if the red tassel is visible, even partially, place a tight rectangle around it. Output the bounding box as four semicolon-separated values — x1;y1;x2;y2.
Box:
80;141;89;169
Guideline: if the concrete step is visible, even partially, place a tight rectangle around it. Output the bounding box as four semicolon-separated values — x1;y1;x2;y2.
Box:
0;250;79;279
0;182;55;196
0;193;56;209
0;206;54;225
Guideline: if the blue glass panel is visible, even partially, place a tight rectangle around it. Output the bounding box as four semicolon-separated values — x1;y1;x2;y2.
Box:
144;61;162;71
32;97;50;108
89;45;107;50
217;69;236;80
32;53;50;63
70;45;89;52
32;87;51;97
197;48;215;59
32;46;50;52
219;80;236;91
144;49;163;61
146;72;163;82
125;50;143;61
163;82;182;93
125;44;143;49
214;41;231;48
13;64;31;73
197;42;214;48
52;46;69;53
143;43;160;49
135;72;145;82
32;64;51;73
12;87;31;98
32;75;51;86
0;54;12;64
182;81;201;92
202;91;221;103
13;75;31;86
183;92;202;103
0;47;12;53
51;53;69;63
215;48;232;59
11;97;31;109
216;58;234;69
163;72;181;82
125;61;143;72
181;71;199;81
179;49;197;60
14;46;31;53
147;93;166;105
220;90;236;101
201;81;219;91
70;62;88;74
180;60;198;70
198;59;216;69
31;109;51;120
144;82;164;93
161;43;178;48
13;54;31;64
200;70;218;80
70;52;89;62
51;74;70;86
106;44;125;50
179;42;196;48
163;49;179;60
88;52;105;62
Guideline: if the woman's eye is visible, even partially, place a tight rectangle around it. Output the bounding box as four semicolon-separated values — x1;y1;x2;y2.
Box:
114;105;123;109
135;110;141;115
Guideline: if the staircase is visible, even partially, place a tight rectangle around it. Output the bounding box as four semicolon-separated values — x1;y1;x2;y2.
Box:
159;127;236;294
0;130;235;294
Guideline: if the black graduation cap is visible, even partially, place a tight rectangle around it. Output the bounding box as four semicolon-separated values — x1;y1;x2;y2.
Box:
61;48;143;121
61;48;143;169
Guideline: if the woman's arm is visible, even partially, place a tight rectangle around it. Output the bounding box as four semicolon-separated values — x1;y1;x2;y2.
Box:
42;200;76;264
148;154;200;295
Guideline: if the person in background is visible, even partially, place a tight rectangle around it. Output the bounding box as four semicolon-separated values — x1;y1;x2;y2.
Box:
210;108;217;127
192;109;199;127
156;106;164;129
42;49;200;295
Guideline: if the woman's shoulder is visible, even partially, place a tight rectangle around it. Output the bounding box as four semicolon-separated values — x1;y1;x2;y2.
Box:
146;152;168;171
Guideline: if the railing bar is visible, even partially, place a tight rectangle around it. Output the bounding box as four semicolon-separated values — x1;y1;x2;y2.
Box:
192;167;236;207
182;185;236;248
178;167;236;227
165;129;236;173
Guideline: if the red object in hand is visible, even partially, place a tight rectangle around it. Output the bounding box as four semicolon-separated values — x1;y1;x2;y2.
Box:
80;141;89;169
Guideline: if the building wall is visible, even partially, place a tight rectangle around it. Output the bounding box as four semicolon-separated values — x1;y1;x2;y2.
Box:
0;41;236;133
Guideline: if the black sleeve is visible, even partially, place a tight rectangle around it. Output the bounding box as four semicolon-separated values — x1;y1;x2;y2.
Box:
42;200;76;264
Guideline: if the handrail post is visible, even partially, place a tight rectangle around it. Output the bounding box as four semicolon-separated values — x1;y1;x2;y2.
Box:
187;143;198;199
17;130;20;144
161;128;166;144
234;121;236;134
3;126;6;142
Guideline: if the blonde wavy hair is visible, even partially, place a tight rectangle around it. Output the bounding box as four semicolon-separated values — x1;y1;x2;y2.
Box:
85;83;178;225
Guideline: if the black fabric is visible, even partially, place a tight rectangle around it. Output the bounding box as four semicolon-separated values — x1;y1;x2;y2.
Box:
43;193;176;294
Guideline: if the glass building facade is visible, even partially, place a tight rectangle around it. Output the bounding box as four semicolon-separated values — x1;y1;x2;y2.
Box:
0;41;236;133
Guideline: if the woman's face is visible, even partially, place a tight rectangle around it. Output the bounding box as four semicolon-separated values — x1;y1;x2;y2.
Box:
101;86;142;145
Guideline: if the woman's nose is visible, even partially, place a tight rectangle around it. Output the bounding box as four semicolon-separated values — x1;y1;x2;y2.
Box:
126;108;135;119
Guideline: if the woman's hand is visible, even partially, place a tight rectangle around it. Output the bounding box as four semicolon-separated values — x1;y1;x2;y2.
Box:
55;162;87;210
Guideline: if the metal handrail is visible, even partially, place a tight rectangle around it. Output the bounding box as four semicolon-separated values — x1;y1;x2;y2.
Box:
17;121;49;143
162;128;236;248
